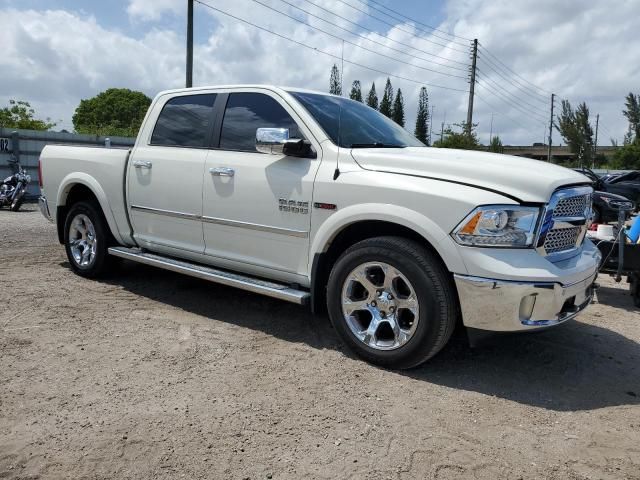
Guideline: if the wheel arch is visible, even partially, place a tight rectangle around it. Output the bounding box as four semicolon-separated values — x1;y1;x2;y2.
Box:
309;205;466;314
56;174;123;245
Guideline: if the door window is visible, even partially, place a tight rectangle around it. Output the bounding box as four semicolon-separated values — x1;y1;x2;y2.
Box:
219;93;301;151
151;94;217;147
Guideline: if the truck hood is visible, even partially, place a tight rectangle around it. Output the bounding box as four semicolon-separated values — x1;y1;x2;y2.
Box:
350;147;590;203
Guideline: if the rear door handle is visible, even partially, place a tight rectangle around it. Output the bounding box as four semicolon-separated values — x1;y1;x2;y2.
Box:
132;160;152;169
210;167;235;177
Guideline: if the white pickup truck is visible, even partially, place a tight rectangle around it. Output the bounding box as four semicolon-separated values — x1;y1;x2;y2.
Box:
38;85;600;368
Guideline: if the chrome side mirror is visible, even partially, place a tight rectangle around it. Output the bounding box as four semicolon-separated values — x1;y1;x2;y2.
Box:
256;127;317;158
256;128;289;155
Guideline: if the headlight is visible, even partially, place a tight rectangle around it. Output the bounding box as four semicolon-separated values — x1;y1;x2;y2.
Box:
601;196;633;210
452;205;540;247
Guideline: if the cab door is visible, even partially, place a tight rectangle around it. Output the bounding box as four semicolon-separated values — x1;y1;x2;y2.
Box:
202;90;322;278
127;93;217;253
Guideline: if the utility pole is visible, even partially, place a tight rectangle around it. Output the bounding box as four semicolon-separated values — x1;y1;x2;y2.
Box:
340;40;345;96
440;111;447;143
489;112;494;145
186;0;194;88
547;93;555;162
466;39;478;136
593;113;599;169
429;104;435;146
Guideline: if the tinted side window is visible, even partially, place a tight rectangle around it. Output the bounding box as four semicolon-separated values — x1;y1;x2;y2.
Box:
219;93;301;151
151;94;216;147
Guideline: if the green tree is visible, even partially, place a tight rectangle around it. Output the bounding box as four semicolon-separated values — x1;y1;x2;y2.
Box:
391;88;405;127
623;92;640;141
366;82;378;109
0;100;56;131
488;135;504;153
433;122;481;150
610;142;640;169
414;87;429;145
73;88;151;137
556;100;594;167
349;80;363;102
329;64;342;96
379;78;394;118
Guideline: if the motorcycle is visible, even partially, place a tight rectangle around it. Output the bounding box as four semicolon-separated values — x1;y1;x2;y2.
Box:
0;162;31;212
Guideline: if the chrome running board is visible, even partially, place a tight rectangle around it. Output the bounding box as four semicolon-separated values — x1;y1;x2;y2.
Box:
108;246;310;305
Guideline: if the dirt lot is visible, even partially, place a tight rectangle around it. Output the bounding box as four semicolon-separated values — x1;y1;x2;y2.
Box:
1;206;639;479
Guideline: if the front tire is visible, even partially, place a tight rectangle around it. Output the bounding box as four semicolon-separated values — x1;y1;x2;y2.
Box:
10;189;25;212
327;236;457;369
63;201;110;278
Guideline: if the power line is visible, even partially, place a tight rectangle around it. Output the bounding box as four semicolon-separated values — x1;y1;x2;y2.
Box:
476;53;549;105
596;122;620;145
275;0;468;73
261;0;468;78
476;79;548;125
476;68;550;117
347;0;472;45
478;42;552;96
474;92;535;132
476;80;549;125
299;0;470;66
194;0;469;92
330;0;471;54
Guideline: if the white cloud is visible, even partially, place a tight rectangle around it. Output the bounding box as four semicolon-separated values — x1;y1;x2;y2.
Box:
127;0;182;21
445;0;640;145
1;0;639;145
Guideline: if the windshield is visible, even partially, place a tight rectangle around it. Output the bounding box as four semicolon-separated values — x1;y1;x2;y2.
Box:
289;91;424;149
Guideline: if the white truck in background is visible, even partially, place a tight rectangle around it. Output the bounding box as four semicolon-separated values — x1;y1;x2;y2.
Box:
38;85;600;368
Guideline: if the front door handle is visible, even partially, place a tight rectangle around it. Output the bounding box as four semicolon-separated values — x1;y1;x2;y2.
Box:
132;160;152;169
210;167;235;177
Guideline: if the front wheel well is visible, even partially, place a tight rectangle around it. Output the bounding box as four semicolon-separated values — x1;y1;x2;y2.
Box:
310;220;453;314
56;184;101;244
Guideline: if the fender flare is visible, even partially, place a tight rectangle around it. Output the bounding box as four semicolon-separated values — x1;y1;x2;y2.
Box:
309;203;467;274
57;172;125;245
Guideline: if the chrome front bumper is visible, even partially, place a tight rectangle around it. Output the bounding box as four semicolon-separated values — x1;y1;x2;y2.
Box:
38;195;53;222
454;272;597;332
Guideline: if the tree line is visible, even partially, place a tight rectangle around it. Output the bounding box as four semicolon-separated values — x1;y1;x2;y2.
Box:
330;64;431;145
556;92;640;169
329;64;506;151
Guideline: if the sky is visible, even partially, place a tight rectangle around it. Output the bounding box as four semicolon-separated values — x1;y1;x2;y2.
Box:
1;0;639;146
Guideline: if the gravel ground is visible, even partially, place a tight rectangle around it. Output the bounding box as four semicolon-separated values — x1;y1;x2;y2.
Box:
1;206;639;479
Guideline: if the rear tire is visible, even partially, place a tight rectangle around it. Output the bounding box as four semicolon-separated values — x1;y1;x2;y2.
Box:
326;236;457;369
10;191;24;212
63;201;111;278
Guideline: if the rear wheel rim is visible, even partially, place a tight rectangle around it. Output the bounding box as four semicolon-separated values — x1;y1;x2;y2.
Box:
341;261;420;351
68;213;97;268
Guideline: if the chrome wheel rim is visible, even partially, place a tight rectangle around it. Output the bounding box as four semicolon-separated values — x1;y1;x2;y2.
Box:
68;214;97;268
341;262;419;351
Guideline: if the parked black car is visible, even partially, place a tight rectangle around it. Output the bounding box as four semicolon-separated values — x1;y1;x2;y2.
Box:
592;190;635;223
605;171;640;205
574;167;640;208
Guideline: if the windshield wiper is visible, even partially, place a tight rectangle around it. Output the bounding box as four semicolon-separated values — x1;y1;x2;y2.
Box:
349;142;405;148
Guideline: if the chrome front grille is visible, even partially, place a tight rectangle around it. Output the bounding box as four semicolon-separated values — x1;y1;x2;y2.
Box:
537;186;593;261
543;227;582;254
552;193;592;219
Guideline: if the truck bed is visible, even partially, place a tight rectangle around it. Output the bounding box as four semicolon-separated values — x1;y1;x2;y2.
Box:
39;144;133;245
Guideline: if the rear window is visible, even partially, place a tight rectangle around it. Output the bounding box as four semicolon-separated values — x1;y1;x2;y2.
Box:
151;94;216;147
